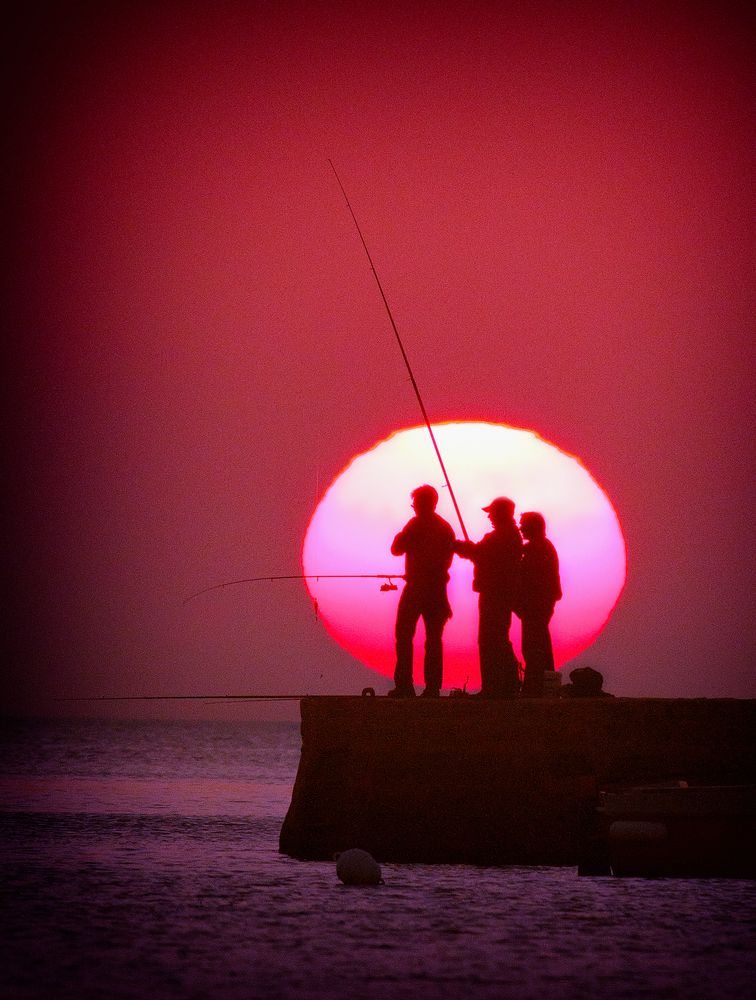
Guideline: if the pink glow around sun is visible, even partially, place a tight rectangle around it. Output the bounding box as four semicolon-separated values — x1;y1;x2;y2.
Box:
302;422;626;690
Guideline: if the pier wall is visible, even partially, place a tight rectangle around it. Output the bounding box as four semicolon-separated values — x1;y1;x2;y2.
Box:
279;698;756;865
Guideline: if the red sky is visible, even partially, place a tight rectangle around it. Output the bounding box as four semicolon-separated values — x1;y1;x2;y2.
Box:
5;1;754;717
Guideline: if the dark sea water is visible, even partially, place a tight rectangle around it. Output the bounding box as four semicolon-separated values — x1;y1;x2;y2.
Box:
1;718;754;1000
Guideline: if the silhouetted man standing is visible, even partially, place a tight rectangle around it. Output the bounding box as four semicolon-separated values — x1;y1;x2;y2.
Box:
454;497;522;698
517;512;562;698
389;484;455;698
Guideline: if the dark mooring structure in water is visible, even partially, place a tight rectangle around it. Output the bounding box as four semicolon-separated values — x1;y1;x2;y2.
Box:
279;697;756;868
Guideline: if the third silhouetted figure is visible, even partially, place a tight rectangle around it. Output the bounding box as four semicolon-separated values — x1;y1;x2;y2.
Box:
517;511;562;697
454;497;522;698
389;485;456;698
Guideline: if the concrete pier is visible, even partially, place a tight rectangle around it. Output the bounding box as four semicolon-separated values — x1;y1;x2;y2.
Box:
279;697;756;865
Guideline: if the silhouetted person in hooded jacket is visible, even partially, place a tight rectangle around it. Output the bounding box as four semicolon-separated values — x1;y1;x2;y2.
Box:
454;497;522;698
517;511;562;697
389;484;456;698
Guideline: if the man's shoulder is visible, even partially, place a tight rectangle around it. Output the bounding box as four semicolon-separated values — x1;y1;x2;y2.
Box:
529;536;556;553
404;514;451;535
487;528;520;548
432;514;456;537
421;512;450;527
525;537;557;562
478;530;496;546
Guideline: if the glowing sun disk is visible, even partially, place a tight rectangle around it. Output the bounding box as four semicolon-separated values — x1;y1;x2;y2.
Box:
302;422;626;690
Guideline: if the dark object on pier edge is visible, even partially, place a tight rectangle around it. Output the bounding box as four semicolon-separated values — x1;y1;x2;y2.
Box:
561;666;613;698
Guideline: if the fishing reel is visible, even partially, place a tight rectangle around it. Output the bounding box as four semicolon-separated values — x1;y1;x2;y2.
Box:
380;579;399;592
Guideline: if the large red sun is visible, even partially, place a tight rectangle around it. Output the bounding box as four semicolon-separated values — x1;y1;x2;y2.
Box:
302;422;626;690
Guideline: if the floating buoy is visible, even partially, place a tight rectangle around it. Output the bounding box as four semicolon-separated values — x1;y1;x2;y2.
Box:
335;848;383;885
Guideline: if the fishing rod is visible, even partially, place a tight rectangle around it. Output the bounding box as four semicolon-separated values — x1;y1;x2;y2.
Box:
56;691;382;702
183;574;401;605
329;159;470;542
56;694;310;702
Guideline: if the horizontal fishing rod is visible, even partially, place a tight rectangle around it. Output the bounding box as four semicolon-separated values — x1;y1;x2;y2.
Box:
183;574;402;605
56;694;310;702
329;160;470;542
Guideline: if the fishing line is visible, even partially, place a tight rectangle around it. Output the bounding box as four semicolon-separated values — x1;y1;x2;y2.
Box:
55;694;378;702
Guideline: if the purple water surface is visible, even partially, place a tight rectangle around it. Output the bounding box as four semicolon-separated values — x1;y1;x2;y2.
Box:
1;718;753;999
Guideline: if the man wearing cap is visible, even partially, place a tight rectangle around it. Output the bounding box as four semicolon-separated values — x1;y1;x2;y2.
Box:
388;484;456;698
454;497;523;698
517;512;562;697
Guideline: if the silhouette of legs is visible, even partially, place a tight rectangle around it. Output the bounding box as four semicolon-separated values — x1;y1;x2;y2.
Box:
477;593;519;697
420;611;446;693
520;607;555;697
394;587;448;694
394;588;419;692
